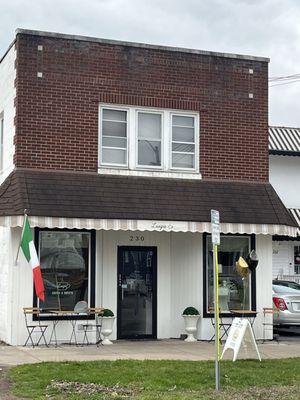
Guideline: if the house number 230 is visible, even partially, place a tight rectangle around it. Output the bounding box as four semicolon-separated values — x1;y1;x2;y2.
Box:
129;235;144;242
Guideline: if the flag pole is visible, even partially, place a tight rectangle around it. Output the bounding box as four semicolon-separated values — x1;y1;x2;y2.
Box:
14;209;28;265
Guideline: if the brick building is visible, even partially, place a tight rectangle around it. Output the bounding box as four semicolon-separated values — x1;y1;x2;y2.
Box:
0;29;297;345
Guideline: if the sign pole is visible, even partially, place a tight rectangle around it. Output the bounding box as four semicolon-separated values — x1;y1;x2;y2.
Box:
211;210;221;391
213;243;221;391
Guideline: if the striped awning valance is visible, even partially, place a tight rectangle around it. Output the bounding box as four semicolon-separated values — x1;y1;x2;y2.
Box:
269;126;300;154
289;209;300;235
0;215;297;236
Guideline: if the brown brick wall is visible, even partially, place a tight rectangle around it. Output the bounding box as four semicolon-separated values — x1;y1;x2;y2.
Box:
14;33;269;181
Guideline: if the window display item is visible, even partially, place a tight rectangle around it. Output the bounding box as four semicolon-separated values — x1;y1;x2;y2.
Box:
236;257;249;278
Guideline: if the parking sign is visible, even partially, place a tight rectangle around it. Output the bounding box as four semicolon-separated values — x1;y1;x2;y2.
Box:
211;209;220;245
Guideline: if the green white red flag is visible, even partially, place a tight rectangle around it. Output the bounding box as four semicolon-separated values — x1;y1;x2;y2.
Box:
20;215;45;302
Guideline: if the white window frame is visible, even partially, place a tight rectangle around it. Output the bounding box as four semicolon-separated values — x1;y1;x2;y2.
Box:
169;112;198;171
99;106;129;168
136;109;164;170
99;104;200;176
38;230;92;314
206;235;252;315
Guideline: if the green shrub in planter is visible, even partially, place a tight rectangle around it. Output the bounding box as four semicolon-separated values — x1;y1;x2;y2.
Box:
183;307;199;316
102;309;114;317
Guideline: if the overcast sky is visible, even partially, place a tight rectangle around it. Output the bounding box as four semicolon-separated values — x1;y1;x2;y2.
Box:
1;0;300;127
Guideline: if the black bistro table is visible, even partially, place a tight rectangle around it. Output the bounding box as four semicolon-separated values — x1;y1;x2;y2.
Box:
48;310;84;346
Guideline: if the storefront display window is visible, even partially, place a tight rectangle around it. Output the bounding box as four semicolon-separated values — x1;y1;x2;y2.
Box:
38;230;92;312
206;235;252;313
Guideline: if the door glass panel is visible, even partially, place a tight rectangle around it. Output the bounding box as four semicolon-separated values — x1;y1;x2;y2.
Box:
119;248;155;338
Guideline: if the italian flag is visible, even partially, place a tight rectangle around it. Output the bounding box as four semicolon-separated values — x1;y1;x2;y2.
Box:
20;215;45;302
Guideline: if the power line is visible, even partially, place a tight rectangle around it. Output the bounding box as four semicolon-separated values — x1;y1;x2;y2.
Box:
269;79;300;87
269;73;300;82
268;72;300;87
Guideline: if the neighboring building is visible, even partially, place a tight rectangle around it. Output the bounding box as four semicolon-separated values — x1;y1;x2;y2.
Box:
0;29;297;345
269;126;300;282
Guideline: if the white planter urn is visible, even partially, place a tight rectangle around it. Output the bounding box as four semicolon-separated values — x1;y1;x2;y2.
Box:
101;316;115;345
183;315;200;342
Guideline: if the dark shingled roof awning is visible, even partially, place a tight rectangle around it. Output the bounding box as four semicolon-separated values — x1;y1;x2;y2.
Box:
0;169;297;235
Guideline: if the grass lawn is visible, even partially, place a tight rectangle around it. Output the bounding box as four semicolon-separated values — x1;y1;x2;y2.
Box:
8;358;300;399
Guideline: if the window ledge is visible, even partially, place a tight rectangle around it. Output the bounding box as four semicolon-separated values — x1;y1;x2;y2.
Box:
97;167;202;180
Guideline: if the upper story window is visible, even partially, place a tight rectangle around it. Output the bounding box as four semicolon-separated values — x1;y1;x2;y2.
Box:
137;111;162;168
172;115;195;169
0;113;3;171
99;105;199;175
101;109;128;166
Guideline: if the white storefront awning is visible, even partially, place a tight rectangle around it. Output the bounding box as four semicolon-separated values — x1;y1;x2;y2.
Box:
0;215;298;236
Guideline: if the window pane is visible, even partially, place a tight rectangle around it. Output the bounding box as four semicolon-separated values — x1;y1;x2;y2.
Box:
172;143;195;153
103;109;127;122
39;232;90;311
102;137;127;149
102;121;127;137
138;113;161;139
294;246;300;274
172;153;194;169
172;127;195;142
207;236;250;313
172;115;194;127
138;140;161;166
102;148;127;164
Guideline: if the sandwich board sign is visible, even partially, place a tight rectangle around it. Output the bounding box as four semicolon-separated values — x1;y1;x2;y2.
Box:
221;317;261;362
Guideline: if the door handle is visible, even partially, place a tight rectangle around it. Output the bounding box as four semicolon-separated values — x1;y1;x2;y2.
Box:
118;274;122;287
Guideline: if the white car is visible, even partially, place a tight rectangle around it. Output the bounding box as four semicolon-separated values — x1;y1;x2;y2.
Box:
273;284;300;326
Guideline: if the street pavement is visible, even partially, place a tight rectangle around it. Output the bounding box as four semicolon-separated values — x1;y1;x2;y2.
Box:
275;326;300;341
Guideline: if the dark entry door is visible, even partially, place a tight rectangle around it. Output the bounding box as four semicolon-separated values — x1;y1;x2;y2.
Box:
117;246;157;339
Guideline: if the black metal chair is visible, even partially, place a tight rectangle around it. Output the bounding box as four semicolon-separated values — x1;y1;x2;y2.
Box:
208;307;231;342
82;307;104;346
23;307;48;347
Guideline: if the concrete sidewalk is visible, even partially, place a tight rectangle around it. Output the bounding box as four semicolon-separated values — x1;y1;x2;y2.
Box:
1;339;300;366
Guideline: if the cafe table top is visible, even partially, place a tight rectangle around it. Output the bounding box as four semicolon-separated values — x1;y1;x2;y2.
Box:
230;309;257;316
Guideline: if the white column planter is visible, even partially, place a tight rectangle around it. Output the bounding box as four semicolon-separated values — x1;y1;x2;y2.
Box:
182;315;200;342
101;316;115;345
